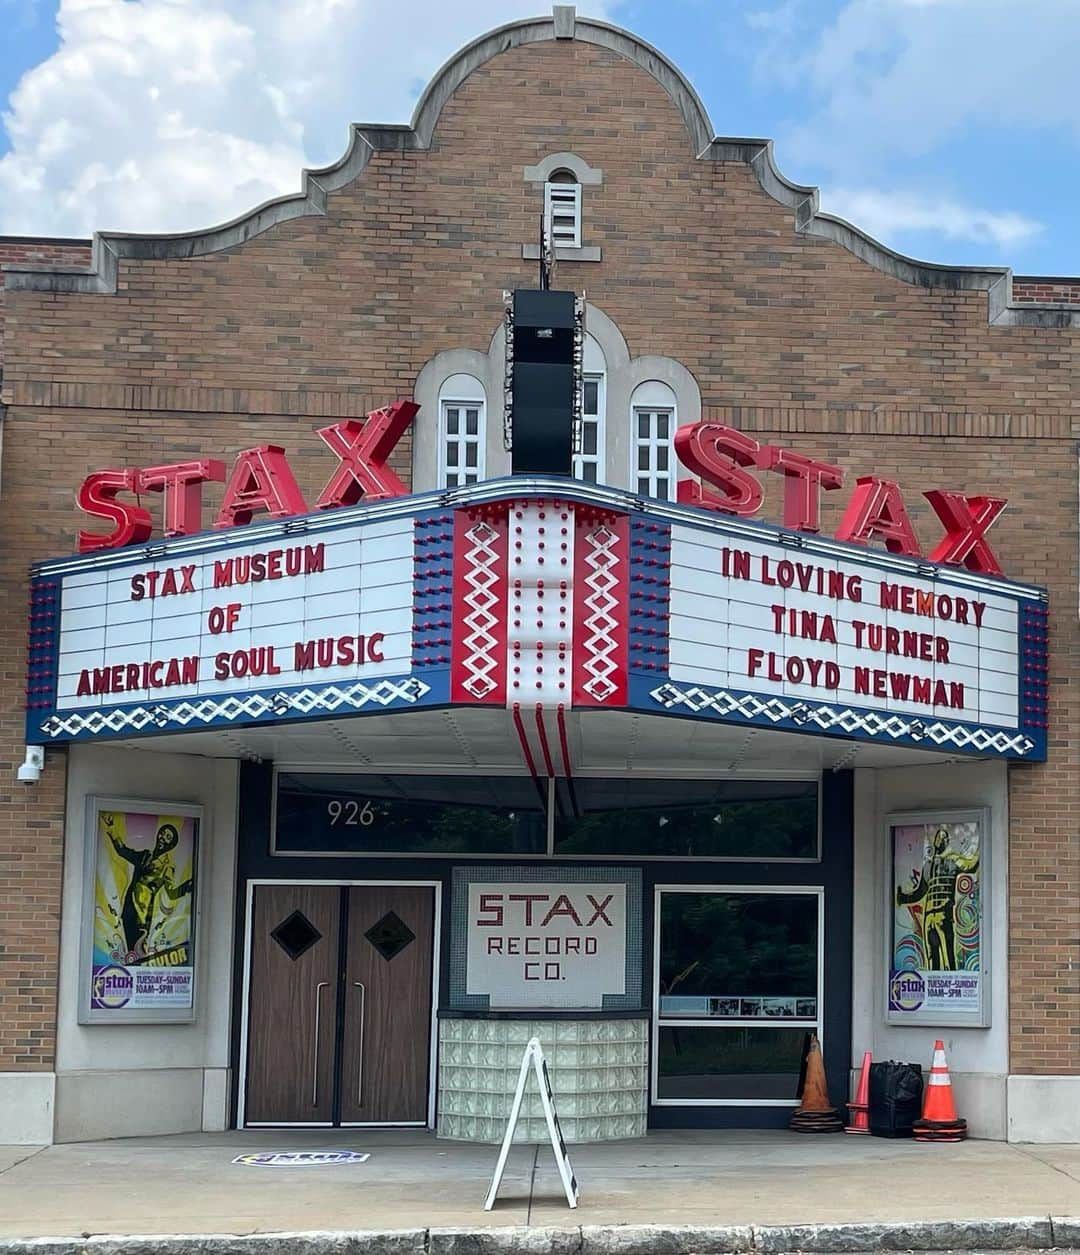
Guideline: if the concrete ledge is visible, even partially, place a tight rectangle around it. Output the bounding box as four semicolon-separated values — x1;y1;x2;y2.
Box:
54;1069;204;1143
1008;1074;1080;1142
0;1218;1067;1255
0;1073;55;1145
522;243;602;263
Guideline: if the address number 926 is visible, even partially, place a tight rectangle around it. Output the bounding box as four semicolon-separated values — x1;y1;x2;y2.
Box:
327;800;375;827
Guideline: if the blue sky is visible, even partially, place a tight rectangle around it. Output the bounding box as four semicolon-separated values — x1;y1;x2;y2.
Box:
1;0;1077;275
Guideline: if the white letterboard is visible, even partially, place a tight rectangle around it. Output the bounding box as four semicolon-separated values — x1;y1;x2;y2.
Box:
53;517;415;711
668;528;1019;728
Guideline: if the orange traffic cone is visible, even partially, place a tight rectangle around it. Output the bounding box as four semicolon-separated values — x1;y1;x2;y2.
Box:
914;1040;967;1142
790;1034;843;1133
845;1050;872;1134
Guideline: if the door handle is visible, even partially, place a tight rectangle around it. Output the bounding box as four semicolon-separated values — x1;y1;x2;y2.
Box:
354;981;366;1106
312;980;330;1107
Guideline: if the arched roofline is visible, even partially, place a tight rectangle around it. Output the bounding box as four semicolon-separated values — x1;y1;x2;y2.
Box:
409;8;715;155
3;5;1077;328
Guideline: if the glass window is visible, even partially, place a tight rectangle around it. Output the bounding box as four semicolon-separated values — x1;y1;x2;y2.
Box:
573;370;604;485
277;774;818;862
655;889;821;1103
633;406;675;500
658;892;818;1013
656;1026;809;1101
440;398;485;488
275;773;545;855
553;778;818;858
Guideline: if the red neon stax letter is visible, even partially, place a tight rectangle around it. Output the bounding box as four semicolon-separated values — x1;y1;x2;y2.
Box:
315;399;419;508
674;422;764;515
213;446;308;529
835;476;921;555
138;460;226;537
924;490;1007;576
77;470;153;552
761;447;843;533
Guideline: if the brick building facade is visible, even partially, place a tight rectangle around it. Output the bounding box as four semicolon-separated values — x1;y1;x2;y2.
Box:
1;8;1077;1144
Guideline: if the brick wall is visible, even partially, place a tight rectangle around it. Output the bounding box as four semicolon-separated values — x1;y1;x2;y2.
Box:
0;238;90;1072
0;39;1076;1076
0;239;91;372
1013;278;1080;305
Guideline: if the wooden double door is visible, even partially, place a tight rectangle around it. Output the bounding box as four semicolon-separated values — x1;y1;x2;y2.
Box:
244;883;435;1126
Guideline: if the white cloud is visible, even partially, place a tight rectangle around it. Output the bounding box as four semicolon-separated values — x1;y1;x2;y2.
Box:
742;0;1072;261
768;0;1080;173
823;187;1043;248
745;2;801;34
0;0;615;237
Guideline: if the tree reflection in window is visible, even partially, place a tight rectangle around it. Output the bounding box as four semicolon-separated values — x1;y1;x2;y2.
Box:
554;778;817;859
659;892;818;1010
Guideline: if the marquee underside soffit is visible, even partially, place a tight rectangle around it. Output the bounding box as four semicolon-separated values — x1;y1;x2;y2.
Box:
105;706;976;773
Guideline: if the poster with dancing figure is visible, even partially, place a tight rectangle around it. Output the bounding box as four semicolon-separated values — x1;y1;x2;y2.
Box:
81;798;201;1023
887;808;989;1026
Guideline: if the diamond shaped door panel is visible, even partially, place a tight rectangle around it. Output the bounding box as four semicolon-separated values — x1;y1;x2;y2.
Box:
365;911;415;961
271;909;323;961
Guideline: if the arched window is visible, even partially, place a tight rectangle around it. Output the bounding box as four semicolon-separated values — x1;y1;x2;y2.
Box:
573;333;606;484
630;380;677;501
544;169;582;249
438;374;486;488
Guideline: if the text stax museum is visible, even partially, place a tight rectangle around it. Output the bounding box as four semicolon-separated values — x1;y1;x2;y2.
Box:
1;7;1077;1147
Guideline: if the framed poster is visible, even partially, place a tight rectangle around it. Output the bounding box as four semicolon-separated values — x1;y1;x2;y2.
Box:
79;797;202;1024
886;807;989;1027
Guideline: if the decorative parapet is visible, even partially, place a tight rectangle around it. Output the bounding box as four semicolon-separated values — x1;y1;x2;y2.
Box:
2;7;1077;328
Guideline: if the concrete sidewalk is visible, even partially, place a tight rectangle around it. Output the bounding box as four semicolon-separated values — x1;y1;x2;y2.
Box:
1;1129;1079;1249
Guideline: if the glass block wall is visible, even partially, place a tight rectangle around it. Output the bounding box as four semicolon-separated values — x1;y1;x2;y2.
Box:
437;1017;648;1142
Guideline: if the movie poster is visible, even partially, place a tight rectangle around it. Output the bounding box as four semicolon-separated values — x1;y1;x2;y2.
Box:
887;810;987;1025
85;803;199;1020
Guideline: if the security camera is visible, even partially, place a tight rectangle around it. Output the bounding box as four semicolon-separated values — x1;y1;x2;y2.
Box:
17;746;44;784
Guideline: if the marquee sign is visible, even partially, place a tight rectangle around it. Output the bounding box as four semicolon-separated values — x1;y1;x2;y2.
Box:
70;402;1012;582
71;408;1012;576
26;477;1048;760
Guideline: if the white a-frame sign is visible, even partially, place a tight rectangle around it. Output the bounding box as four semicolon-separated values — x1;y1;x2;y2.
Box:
484;1037;579;1211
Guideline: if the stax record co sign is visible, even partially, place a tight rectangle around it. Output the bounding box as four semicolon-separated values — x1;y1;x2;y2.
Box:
24;399;1049;761
72;399;1009;577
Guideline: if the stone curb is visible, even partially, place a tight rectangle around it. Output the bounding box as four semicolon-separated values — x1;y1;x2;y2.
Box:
750;1218;1054;1252
1053;1218;1080;1248
0;1218;1075;1255
0;1236;428;1255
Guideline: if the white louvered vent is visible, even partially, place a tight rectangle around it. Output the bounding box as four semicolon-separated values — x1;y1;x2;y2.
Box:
544;179;582;249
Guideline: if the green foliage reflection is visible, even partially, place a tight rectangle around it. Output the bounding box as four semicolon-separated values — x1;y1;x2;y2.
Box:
555;796;816;858
660;893;817;1000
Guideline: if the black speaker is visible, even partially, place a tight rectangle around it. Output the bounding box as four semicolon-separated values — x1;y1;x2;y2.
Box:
510;289;575;476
